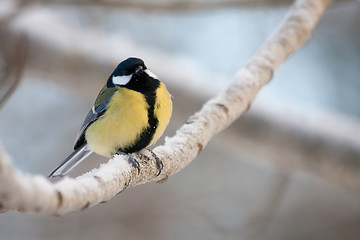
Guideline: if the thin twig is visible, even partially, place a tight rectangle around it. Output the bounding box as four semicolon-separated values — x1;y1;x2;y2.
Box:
0;34;28;108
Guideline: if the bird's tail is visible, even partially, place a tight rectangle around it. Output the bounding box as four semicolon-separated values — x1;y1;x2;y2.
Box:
48;144;93;178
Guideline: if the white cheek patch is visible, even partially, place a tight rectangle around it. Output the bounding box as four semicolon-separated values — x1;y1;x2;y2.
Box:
112;74;132;85
145;69;158;79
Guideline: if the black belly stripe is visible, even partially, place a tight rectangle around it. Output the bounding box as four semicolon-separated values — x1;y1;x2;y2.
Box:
122;89;159;153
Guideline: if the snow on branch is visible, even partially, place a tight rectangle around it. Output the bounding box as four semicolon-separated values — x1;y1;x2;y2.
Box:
0;0;330;215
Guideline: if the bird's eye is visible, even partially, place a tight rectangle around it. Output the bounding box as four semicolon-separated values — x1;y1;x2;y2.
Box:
112;74;132;85
134;65;143;74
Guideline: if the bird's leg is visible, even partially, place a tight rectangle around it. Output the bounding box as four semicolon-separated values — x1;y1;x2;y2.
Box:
147;149;163;176
116;151;140;174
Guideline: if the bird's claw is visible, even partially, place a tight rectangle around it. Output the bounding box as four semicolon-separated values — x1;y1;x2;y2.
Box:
116;150;163;176
148;149;163;176
116;151;140;174
127;155;140;174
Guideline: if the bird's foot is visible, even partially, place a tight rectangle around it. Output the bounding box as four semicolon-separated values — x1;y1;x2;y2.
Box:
116;151;140;174
146;149;163;176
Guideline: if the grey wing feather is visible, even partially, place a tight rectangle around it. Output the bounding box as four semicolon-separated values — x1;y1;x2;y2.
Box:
73;101;109;149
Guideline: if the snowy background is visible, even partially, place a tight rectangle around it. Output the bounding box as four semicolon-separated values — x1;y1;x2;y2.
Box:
0;0;360;239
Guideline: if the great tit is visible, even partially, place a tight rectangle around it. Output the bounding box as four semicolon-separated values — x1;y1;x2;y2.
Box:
48;57;172;178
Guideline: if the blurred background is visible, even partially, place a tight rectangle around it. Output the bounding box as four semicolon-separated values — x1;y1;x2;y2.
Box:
1;0;360;239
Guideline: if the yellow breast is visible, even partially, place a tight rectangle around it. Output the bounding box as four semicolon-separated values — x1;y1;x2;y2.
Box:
85;88;149;157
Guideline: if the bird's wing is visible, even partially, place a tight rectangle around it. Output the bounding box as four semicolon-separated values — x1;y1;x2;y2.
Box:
73;100;109;149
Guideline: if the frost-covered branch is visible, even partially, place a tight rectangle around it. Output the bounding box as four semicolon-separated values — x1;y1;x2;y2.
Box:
0;0;330;215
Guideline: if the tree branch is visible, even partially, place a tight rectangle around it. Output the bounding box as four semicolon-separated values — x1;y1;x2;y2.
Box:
0;0;330;215
0;34;27;108
20;0;297;11
22;0;351;11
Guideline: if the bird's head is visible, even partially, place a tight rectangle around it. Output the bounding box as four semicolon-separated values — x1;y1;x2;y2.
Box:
107;57;158;90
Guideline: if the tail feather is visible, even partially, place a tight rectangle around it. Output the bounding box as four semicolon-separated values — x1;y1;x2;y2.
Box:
48;144;93;178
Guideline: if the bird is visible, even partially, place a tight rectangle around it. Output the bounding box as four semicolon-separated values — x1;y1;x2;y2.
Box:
48;57;172;178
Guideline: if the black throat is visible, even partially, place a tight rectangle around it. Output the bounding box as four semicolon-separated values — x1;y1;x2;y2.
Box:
121;76;160;153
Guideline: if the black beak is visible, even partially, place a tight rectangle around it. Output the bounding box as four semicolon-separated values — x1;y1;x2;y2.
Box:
135;65;143;74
